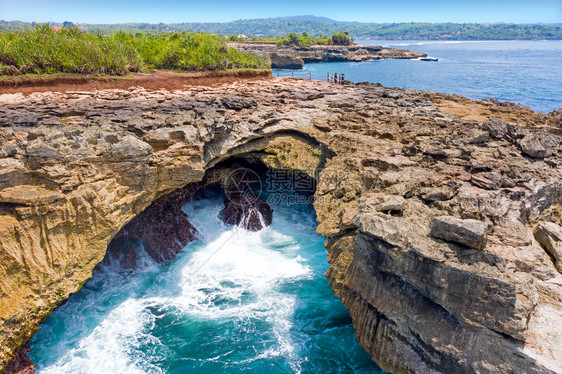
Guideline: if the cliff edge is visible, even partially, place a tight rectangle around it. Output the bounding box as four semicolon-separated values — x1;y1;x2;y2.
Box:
229;43;426;68
0;78;561;373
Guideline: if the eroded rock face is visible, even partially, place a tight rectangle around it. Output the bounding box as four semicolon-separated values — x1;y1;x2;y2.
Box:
430;215;488;249
229;43;426;68
102;165;274;267
102;182;200;268
534;222;562;272
0;78;561;373
3;343;35;374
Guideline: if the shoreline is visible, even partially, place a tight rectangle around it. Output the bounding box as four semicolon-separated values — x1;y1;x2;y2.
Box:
229;42;427;69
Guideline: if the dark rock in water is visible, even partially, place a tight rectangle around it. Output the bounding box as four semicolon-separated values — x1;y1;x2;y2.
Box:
131;201;197;262
103;185;199;268
219;193;273;231
102;165;275;268
4;343;35;374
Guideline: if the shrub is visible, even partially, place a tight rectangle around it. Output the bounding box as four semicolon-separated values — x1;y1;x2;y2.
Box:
276;31;355;46
0;25;269;75
331;31;354;46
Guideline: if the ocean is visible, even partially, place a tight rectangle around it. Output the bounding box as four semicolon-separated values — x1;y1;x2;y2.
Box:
29;189;383;374
273;40;562;113
28;40;561;374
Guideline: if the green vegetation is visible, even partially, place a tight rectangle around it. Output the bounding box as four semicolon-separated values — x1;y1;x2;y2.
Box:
193;19;562;40
0;25;269;76
330;31;353;45
2;18;561;40
276;31;353;46
276;32;331;46
2;18;562;40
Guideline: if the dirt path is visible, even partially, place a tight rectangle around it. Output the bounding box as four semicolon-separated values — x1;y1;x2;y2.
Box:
0;70;272;95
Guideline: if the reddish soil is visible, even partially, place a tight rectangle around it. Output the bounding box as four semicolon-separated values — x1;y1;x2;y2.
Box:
0;69;272;95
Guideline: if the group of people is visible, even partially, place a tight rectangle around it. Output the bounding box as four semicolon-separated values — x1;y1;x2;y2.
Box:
327;72;345;85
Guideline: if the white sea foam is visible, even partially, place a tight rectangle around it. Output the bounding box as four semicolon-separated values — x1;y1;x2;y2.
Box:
38;195;312;373
39;298;162;374
164;223;311;370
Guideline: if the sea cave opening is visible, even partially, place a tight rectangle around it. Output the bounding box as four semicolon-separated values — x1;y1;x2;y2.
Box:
27;156;385;373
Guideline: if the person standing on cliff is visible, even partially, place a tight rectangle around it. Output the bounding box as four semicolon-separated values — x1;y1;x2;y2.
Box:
341;73;345;85
334;72;338;84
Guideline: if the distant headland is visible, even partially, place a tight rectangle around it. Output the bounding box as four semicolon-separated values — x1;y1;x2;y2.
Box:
2;15;562;40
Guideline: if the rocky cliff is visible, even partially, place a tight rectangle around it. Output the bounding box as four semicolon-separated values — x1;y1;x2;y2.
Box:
0;78;561;373
229;43;426;68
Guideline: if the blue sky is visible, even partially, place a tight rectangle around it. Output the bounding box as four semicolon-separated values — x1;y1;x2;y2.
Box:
0;0;561;24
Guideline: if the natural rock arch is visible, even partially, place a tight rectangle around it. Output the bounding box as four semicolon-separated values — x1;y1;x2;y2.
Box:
1;80;561;373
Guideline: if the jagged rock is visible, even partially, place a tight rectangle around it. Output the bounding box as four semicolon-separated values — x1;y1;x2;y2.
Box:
269;53;304;69
3;343;35;374
230;43;426;66
221;97;256;110
143;129;172;151
430;215;488;249
104;184;198;268
359;193;405;214
467;128;490;144
423;149;448;159
534;222;562;272
219;194;273;231
520;133;552;158
110;135;152;158
483;118;508;139
419;187;454;201
25;140;60;159
470;174;500;190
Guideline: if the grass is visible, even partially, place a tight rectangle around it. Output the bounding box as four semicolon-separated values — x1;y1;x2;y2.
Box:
0;25;270;76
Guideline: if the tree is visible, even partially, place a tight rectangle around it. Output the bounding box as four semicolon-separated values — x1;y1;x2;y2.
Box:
63;21;74;28
331;32;353;46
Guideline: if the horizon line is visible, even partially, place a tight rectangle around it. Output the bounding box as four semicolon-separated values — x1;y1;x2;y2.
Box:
3;17;562;26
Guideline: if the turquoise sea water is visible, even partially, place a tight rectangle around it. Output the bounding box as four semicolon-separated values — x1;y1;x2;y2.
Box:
29;189;383;374
273;40;562;113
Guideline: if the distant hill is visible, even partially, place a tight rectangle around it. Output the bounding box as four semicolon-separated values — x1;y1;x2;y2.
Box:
277;15;359;25
173;19;562;40
1;17;561;40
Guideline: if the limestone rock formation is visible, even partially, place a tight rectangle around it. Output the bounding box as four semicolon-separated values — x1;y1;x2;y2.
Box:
229;43;426;68
430;215;488;249
103;165;274;267
268;53;304;69
0;78;561;374
534;222;562;272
